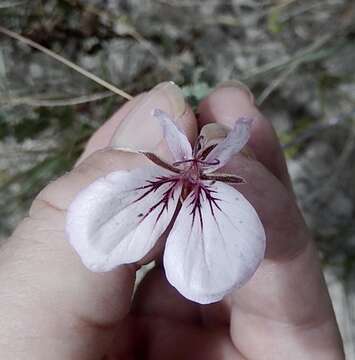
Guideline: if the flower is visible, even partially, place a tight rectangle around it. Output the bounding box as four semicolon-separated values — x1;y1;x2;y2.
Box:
66;109;266;304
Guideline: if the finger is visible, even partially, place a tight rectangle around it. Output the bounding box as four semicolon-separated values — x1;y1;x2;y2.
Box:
197;84;343;359
76;93;145;163
79;81;196;163
132;265;232;328
197;83;314;259
110;81;197;161
112;315;244;360
116;268;242;359
132;266;201;324
0;82;197;359
197;82;293;192
35;82;197;211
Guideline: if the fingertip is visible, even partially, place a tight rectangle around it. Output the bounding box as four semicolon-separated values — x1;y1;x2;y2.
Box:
197;85;258;127
79;82;198;165
76;94;145;165
197;85;293;192
110;82;198;158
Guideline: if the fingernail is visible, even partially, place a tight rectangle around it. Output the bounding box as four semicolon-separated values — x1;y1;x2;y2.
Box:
110;81;186;151
216;80;255;105
197;80;260;132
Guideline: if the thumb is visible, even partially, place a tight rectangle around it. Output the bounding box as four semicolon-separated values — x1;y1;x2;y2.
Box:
0;82;196;359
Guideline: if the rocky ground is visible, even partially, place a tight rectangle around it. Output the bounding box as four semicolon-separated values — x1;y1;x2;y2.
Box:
0;0;355;356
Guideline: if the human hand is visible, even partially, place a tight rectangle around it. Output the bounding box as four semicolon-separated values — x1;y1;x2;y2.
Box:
0;82;344;359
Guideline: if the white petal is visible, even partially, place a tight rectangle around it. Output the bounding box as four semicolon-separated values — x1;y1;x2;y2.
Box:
66;166;181;272
163;181;265;304
153;109;192;161
204;117;252;173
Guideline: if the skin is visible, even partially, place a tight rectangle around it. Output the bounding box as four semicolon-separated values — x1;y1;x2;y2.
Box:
0;83;344;359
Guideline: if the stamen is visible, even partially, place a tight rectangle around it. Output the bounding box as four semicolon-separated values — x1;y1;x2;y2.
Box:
141;152;181;173
201;173;246;184
198;158;220;166
193;135;204;157
173;158;195;167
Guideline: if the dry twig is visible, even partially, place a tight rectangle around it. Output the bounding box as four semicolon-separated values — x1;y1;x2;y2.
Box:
0;26;133;100
0;91;113;107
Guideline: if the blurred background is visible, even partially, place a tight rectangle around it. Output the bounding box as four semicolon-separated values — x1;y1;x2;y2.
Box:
0;0;354;356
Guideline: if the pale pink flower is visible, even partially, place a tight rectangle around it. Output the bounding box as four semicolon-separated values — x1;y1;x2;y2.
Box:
66;109;266;304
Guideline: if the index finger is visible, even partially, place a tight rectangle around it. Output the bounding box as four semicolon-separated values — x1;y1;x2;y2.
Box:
197;84;344;359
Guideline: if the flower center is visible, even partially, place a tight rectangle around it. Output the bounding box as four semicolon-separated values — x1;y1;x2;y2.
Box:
173;157;219;183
